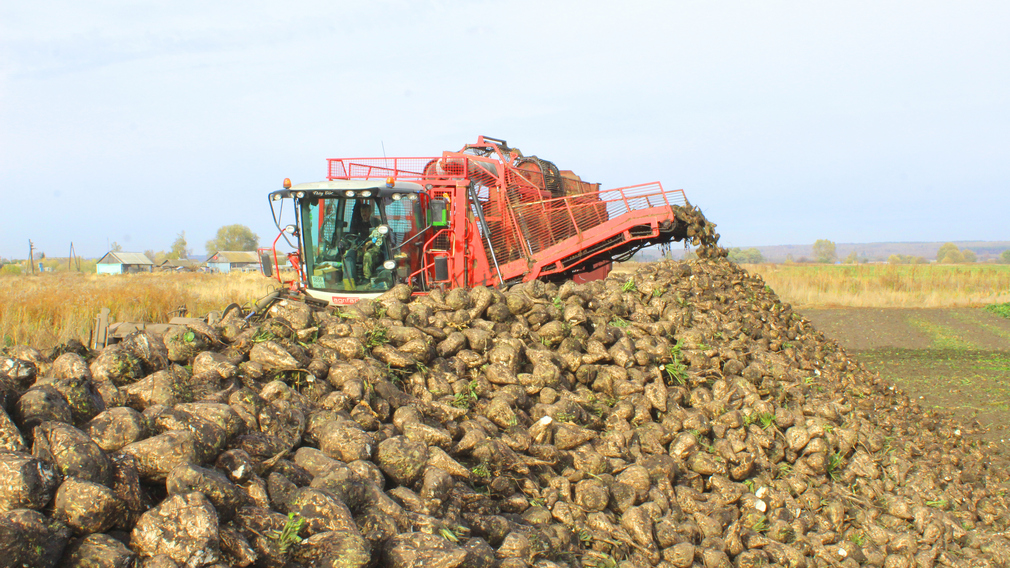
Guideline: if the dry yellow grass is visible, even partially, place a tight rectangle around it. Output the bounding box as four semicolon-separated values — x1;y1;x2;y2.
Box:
615;260;1010;308
0;271;280;351
744;263;1010;308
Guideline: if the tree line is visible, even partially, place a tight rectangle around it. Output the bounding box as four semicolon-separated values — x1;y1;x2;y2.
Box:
808;240;1003;264
138;225;259;262
726;240;1010;265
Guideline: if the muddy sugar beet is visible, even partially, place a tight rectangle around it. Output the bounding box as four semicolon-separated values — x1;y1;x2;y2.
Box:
2;258;1010;568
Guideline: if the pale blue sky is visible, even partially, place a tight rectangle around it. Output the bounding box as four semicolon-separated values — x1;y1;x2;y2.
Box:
2;1;1007;259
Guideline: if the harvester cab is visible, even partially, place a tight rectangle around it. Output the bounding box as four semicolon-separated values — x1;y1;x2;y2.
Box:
265;179;429;305
263;136;715;306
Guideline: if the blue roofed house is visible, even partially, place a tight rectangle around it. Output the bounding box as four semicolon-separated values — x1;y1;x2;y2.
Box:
96;252;155;274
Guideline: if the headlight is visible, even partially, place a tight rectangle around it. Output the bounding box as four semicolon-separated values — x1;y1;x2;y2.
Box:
271;194;282;201
345;190;356;197
377;225;390;235
360;190;372;197
295;191;305;198
391;193;402;201
383;260;397;270
408;194;419;201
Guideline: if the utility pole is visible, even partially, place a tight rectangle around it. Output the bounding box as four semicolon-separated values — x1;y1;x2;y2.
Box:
28;240;35;274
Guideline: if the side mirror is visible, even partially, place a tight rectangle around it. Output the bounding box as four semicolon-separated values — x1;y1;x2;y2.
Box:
260;252;274;278
430;199;448;227
283;224;297;235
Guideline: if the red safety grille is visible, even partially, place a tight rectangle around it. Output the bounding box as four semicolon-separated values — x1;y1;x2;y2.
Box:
327;157;446;181
508;183;687;256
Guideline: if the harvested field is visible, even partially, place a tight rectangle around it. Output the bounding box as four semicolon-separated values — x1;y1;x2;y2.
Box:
799;308;1010;352
1;258;1010;568
802;308;1010;448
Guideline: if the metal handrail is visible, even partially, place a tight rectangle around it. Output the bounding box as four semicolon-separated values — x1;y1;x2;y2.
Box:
408;228;454;284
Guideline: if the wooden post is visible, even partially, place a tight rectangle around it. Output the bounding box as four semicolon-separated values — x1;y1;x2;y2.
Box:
91;307;112;350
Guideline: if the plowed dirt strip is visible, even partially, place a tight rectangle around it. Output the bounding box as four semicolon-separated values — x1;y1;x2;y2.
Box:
801;308;1010;446
856;348;1010;445
800;308;1010;351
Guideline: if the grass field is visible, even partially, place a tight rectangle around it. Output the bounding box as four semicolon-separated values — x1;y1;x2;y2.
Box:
0;271;279;351
743;263;1010;308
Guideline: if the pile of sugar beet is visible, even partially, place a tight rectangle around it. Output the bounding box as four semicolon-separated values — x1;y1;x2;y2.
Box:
3;259;1010;568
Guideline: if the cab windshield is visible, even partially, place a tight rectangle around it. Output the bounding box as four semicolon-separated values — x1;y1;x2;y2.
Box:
300;194;422;292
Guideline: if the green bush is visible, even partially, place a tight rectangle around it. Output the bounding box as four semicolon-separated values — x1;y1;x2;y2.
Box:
728;247;764;264
984;303;1010;319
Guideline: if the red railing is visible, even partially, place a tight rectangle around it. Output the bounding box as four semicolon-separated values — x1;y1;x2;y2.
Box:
508;182;687;256
328;157;447;181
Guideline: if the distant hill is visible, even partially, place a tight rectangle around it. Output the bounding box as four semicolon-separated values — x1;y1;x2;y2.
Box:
647;241;1010;263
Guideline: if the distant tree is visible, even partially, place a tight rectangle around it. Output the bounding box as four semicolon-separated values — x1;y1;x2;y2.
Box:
1001;250;1010;264
812;239;837;264
728;247;764;264
888;254;928;265
843;251;859;264
145;250;169;262
169;231;190;260
892;252;917;264
941;250;965;264
206;225;259;254
109;242;123;253
936;243;959;263
962;249;977;263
